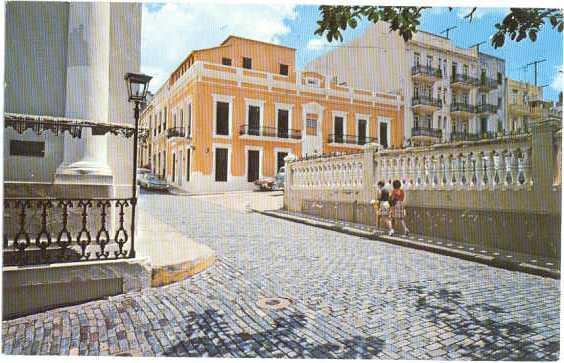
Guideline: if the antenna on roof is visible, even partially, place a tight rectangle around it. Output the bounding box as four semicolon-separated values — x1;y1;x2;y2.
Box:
440;26;457;39
469;41;486;53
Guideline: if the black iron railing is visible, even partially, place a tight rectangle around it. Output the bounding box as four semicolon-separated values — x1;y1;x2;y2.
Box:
451;73;478;86
3;197;135;266
166;127;186;138
477;77;498;90
450;103;476;113
411;65;442;78
450;132;482;142
239;124;302;139
412;127;442;139
328;134;378;145
475;104;498;114
412;96;442;108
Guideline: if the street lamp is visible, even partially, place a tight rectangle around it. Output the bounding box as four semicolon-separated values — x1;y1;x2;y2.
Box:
124;72;152;258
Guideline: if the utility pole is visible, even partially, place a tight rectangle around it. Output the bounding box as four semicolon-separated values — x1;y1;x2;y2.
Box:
526;59;547;86
440;26;457;39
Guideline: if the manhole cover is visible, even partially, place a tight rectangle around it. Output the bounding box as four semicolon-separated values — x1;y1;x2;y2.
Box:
257;297;292;310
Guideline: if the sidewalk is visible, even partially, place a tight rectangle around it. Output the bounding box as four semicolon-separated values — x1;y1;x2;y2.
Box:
137;208;215;287
256;209;560;279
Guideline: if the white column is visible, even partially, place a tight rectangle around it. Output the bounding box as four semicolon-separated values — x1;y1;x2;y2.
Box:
56;2;112;184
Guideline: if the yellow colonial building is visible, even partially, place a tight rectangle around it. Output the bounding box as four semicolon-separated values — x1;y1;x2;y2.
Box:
139;36;403;193
506;79;544;132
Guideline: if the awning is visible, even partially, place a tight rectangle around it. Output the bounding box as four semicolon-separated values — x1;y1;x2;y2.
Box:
3;113;147;139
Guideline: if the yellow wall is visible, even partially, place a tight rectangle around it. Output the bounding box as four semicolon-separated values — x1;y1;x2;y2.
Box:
140;36;403;186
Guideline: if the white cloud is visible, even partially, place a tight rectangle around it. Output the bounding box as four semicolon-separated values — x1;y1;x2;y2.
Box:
550;65;564;93
141;3;297;91
306;37;332;51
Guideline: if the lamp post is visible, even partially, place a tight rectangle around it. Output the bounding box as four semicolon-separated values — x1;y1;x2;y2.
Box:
124;72;152;258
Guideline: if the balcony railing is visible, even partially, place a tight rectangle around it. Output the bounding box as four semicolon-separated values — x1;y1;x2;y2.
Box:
450;132;483;142
450;103;476;113
166;127;187;138
411;65;443;78
412;96;442;108
475;104;498;114
451;73;478;86
239;124;302;140
477;77;499;90
412;127;442;139
327;134;378;145
3;197;135;266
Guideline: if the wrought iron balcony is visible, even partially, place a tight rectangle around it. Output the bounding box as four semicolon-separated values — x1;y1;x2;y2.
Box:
450;73;478;87
327;134;378;145
450;132;482;142
239;124;301;140
166;127;187;139
475;104;498;114
477;77;499;90
3;197;135;266
411;65;443;79
411;127;442;139
450;103;476;114
412;96;442;108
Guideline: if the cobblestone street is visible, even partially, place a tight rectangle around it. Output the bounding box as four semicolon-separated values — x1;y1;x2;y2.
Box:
2;192;560;359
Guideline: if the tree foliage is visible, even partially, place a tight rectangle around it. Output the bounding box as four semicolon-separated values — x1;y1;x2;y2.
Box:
314;6;563;48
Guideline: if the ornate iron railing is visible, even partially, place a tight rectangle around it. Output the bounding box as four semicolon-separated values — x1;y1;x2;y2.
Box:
412;96;442;108
475;104;498;114
411;65;442;78
412;127;442;139
3;197;136;266
328;134;378;145
239;124;302;139
450;132;482;142
451;103;476;113
477;77;499;90
451;73;479;86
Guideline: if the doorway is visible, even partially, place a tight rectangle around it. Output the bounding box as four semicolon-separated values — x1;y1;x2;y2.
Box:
247;150;260;182
215;148;228;182
379;121;389;148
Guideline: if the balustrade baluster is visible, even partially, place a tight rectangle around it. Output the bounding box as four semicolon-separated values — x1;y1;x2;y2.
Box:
509;150;519;189
475;153;484;189
498;151;508;189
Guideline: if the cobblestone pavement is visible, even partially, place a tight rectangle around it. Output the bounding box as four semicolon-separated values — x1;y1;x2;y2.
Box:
3;193;560;359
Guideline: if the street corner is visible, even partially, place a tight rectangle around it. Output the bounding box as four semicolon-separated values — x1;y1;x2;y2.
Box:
151;253;216;287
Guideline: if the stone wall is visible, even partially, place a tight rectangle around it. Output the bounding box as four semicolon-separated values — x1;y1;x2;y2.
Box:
285;120;562;258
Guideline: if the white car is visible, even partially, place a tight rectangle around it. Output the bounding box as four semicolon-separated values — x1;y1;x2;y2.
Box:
136;168;151;185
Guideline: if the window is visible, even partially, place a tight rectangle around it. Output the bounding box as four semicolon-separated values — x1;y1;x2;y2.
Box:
222;57;232;66
497;72;502;84
463;64;469;76
306;77;320;87
279;64;288;76
247;105;261;135
414;52;420;67
242;57;252;69
216;101;230;135
186;149;191;181
426;55;433;68
10;140;45;157
306;119;317;135
186;103;192;137
158;111;162;133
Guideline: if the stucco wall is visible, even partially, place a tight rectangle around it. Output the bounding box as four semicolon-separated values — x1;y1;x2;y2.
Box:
4;2;68;182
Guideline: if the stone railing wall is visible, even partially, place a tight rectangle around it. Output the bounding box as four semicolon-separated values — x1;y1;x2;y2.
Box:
285;120;562;258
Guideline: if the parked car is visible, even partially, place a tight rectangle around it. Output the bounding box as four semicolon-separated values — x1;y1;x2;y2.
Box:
253;176;276;191
139;173;170;191
275;166;286;190
136;168;151;185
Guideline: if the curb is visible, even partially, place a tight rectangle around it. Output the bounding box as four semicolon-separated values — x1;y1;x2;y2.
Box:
255;209;560;280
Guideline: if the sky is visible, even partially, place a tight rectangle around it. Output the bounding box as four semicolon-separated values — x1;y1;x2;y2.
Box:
141;3;563;101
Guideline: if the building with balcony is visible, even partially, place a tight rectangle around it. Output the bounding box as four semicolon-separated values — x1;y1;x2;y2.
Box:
305;22;507;147
139;36;403;193
506;79;547;132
